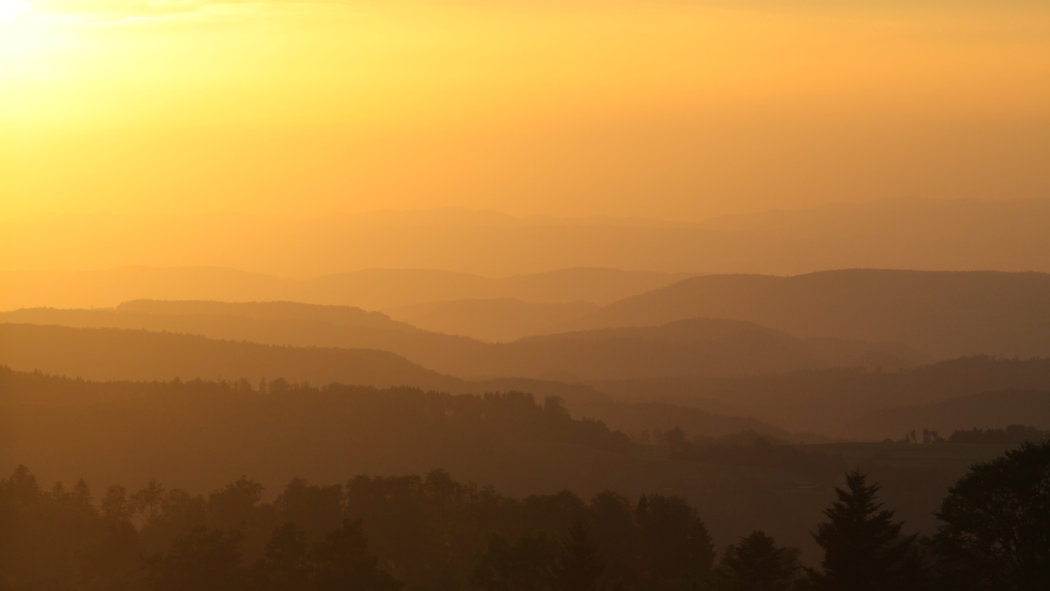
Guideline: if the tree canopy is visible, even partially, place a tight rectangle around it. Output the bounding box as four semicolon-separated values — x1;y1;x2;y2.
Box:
933;439;1050;591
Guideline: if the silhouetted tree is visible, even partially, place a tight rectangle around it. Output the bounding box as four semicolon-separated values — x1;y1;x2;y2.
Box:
551;522;603;591
714;530;798;591
587;491;637;589
138;487;209;554
208;477;264;530
947;425;1048;445
93;484;145;587
254;523;310;591
544;395;569;418
275;477;345;544
148;525;245;591
810;470;920;591
131;479;166;523
635;494;715;591
931;440;1050;591
472;533;559;591
309;519;401;591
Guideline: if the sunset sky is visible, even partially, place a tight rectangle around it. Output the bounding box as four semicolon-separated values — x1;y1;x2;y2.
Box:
2;1;1049;243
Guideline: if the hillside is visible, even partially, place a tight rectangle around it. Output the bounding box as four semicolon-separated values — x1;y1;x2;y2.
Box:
0;265;684;311
0;323;785;440
385;298;599;342
847;389;1050;439
1;368;1018;567
568;269;1050;358
593;357;1050;436
0;323;462;391
0;302;492;378
0;367;632;498
1;303;916;381
490;318;918;381
695;198;1050;274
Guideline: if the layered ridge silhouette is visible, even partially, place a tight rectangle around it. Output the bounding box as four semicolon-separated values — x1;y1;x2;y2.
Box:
2;368;1026;564
0;323;783;440
0;266;685;311
596;357;1050;436
1;301;917;380
566;269;1050;359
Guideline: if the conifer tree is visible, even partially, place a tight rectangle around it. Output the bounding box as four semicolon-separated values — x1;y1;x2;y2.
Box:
810;470;919;591
715;530;797;591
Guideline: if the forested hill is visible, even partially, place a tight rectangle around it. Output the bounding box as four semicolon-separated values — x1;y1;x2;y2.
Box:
0;367;629;497
0;323;784;439
0;322;464;391
1;464;720;591
848;389;1050;439
594;356;1050;436
4;367;1044;579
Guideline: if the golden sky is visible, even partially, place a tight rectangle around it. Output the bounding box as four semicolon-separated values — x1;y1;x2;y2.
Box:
2;0;1049;224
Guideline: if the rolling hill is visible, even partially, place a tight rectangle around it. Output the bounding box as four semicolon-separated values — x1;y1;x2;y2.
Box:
1;302;917;381
0;265;685;311
0;323;786;440
488;318;918;381
593;357;1050;436
0;322;461;391
385;298;599;342
566;269;1050;359
847;389;1050;439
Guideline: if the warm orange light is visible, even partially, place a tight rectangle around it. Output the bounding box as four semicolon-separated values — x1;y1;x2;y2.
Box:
2;1;1049;236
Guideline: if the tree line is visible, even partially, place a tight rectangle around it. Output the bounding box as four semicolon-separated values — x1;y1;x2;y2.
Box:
2;439;1048;591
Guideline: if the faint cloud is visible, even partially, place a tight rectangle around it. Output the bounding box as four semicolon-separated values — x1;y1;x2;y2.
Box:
35;0;312;27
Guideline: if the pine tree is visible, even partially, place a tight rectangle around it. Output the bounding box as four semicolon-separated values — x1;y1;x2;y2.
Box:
810;470;919;591
715;530;797;591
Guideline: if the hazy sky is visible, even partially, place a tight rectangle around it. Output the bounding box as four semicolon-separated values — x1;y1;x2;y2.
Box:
3;0;1049;224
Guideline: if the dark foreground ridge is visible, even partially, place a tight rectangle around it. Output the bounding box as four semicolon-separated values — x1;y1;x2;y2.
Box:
3;367;1048;574
3;439;1048;590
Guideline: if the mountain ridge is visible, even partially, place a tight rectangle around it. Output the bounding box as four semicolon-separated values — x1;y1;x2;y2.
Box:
0;323;787;440
565;268;1050;358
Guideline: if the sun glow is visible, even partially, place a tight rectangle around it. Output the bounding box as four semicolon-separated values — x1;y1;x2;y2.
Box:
0;0;33;24
0;0;96;131
2;1;1050;225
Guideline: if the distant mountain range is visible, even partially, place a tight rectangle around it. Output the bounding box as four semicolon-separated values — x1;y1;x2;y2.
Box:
0;266;685;311
493;318;916;380
6;267;1050;438
694;198;1050;274
566;269;1050;358
595;357;1050;436
0;322;459;391
5;198;1050;280
4;322;1047;440
0;323;783;440
9;268;1050;374
847;389;1050;439
0;299;918;380
385;298;599;342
